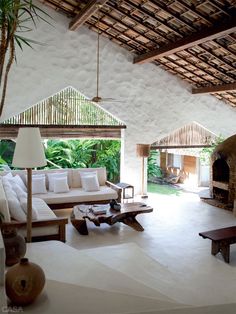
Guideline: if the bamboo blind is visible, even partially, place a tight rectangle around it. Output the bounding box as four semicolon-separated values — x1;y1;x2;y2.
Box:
3;87;125;127
152;122;217;148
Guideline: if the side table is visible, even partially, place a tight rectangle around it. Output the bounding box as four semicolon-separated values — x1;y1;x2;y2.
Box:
116;182;134;202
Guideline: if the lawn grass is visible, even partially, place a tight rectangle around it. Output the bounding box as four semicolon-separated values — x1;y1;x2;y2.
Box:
147;182;182;196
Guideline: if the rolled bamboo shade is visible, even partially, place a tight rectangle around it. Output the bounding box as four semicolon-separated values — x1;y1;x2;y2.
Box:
136;144;150;158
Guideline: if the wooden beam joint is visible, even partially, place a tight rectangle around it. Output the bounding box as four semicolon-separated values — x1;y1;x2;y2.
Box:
69;0;109;31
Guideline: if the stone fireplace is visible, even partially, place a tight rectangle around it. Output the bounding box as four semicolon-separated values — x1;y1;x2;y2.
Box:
210;134;236;211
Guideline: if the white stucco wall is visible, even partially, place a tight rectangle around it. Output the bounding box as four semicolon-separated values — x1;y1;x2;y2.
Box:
2;2;236;193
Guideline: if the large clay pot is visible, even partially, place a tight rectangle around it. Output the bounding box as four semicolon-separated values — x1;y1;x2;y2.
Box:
2;228;26;266
5;257;45;306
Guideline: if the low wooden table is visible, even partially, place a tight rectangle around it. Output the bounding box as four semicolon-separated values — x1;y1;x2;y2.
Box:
199;226;236;263
71;202;153;235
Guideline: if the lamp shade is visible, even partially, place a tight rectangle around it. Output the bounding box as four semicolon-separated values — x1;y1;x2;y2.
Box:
136;144;150;158
12;128;46;168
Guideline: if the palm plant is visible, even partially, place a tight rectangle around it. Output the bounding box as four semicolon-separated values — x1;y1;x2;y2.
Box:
148;150;162;179
0;139;15;166
44;139;121;182
0;0;49;116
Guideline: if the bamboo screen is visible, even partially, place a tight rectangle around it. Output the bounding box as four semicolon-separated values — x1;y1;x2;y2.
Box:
152;122;217;148
3;87;125;127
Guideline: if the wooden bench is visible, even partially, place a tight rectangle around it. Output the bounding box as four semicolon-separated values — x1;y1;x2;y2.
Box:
199;226;236;263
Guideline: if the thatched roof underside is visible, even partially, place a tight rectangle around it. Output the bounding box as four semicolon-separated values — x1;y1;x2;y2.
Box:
0;87;126;139
151;121;217;148
39;0;236;108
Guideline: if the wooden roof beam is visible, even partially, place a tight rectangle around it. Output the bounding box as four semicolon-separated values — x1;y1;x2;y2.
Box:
192;82;236;94
134;18;236;64
69;0;109;31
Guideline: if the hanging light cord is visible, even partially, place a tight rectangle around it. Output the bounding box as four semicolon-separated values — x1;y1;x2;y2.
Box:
96;6;102;99
96;18;100;98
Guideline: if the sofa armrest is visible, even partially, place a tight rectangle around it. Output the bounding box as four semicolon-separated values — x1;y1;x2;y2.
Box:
105;181;122;203
1;218;68;243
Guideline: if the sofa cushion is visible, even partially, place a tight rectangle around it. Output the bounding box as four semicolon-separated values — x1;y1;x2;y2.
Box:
36;186;118;204
72;168;107;188
47;172;68;192
0;178;11;222
80;173;100;192
7;195;26;222
53;177;69;193
20;198;38;220
32;176;47;194
31;198;57;220
10;175;27;192
31;169;73;189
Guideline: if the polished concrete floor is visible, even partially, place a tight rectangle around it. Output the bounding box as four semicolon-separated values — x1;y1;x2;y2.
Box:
56;190;236;306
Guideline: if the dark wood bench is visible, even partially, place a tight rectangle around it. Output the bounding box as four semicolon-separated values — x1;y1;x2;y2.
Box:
199;226;236;263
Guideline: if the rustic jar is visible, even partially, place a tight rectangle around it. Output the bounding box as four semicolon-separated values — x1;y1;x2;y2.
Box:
2;228;26;266
5;258;45;306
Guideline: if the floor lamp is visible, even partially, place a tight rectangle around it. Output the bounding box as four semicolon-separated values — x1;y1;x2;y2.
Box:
12;128;46;243
136;144;150;199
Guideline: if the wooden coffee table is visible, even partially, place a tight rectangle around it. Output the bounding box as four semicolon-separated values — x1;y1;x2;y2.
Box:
71;202;153;235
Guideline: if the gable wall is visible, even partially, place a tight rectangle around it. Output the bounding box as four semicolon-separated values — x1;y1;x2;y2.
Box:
2;2;236;192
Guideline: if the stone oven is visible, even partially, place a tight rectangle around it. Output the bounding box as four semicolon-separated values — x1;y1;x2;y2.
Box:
210;134;236;210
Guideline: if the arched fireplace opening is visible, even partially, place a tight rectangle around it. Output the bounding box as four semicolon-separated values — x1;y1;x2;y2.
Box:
213;159;229;183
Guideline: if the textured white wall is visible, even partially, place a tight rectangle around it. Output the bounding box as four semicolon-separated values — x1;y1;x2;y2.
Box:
2;2;236;193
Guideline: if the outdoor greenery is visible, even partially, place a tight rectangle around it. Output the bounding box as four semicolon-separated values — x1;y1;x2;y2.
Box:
45;139;121;182
200;135;224;166
147;183;182;196
0;140;15;167
0;0;50;116
0;139;121;182
147;150;162;179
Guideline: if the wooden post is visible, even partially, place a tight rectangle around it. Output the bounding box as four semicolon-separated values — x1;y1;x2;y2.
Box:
141;156;144;196
26;168;32;243
136;144;150;198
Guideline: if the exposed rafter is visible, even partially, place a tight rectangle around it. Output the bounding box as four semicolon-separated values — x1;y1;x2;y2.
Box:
134;18;236;64
38;0;236;108
69;0;109;31
192;82;236;94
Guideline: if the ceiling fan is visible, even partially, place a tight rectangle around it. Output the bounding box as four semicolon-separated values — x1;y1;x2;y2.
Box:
87;5;121;104
65;6;123;105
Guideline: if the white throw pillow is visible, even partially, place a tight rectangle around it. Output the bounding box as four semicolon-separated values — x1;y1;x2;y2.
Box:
2;176;12;190
7;195;26;222
47;172;68;192
79;171;97;178
53;177;69;193
32;176;47;194
3;172;13;180
10;175;27;192
13;183;27;200
19;197;39;220
81;175;100;192
3;184;18;199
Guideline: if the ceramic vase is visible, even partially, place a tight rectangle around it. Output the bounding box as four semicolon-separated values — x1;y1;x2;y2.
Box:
5;257;45;306
2;228;26;266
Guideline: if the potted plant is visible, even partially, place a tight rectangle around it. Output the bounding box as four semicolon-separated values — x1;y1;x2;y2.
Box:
0;0;50;117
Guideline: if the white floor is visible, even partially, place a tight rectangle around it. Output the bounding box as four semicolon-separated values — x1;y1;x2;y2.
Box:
57;190;236;306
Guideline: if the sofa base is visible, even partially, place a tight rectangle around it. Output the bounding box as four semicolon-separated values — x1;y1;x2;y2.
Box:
49;199;112;210
1;218;68;243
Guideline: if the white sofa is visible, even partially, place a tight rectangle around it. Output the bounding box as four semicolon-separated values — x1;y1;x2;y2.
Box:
0;168;121;242
0;176;67;242
0;232;7;310
1;167;121;209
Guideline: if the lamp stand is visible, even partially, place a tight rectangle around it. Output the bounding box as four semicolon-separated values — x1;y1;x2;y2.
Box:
26;168;32;243
141;157;148;199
